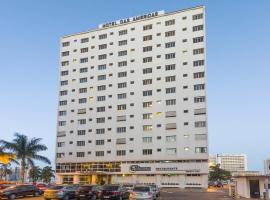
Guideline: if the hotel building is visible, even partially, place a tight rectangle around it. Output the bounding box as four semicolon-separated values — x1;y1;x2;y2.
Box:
56;6;208;188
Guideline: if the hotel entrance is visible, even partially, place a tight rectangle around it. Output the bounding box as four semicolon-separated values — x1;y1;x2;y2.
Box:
77;174;112;185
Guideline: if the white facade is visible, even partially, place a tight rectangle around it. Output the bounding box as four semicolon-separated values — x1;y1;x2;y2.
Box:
264;159;270;175
56;6;208;188
209;154;247;173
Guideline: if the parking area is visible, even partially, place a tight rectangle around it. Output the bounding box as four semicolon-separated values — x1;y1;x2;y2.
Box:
7;188;233;200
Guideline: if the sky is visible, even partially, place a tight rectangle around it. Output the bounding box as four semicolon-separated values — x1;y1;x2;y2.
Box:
0;0;269;172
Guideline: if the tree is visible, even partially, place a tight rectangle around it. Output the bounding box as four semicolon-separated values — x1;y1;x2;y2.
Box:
29;166;41;183
0;133;51;183
40;166;55;183
209;164;232;181
0;164;12;181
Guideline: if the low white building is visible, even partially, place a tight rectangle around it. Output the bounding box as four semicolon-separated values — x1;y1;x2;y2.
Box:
264;159;270;175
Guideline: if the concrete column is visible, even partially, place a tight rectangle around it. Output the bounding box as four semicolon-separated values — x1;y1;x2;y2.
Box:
92;174;97;184
73;175;80;184
55;174;63;184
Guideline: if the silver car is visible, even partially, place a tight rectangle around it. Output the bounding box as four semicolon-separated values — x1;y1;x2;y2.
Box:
149;184;160;198
129;185;156;200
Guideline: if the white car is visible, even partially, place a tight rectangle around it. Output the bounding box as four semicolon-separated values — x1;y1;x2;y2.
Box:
130;185;156;200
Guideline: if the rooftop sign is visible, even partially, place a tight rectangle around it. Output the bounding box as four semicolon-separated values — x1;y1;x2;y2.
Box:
98;10;165;28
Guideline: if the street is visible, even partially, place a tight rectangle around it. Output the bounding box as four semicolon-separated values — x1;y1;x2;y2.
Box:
7;188;233;200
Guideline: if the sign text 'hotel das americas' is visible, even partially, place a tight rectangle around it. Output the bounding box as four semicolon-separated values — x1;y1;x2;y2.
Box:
99;11;165;28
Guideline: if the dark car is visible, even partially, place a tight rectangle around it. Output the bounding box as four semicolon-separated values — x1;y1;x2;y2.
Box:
35;183;48;194
44;185;78;200
97;184;129;200
0;184;41;200
75;185;99;200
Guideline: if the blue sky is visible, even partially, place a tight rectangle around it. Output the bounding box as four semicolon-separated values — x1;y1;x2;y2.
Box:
0;0;269;171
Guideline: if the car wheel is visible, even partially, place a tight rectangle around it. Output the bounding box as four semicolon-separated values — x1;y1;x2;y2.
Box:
34;191;40;197
8;194;16;200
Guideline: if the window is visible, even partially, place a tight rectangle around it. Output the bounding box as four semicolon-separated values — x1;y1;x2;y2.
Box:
143;24;152;30
165;64;175;71
143;90;152;96
142;137;152;143
77;141;85;146
143;101;152;108
118;61;127;67
142;149;152;155
80;67;88;73
78;130;86;135
117;93;127;99
165;31;175;37
116;138;126;144
98;64;106;70
117;104;126;110
194;96;205;103
143;57;152;63
59;100;67;106
61;51;69;57
165;111;176;118
97;106;105;112
60;90;68;96
195;134;207;140
119;29;127;35
165;42;175;48
81;37;89;43
143;46;152;52
165;123;177;130
194;108;206;115
57;142;65;147
165;53;175;59
96;140;105;145
195;121;207;127
193;48;204;55
193;13;203;20
143;68;152;74
58;110;66;116
119;40;127;46
61;61;69;66
166;148;177;155
95;151;104;156
58;121;66;126
118;50;127;56
96;128;105;134
97;85;106;91
166;99;176;106
98;54;107;60
79;98;87;104
195;147;207;153
166;135;176;142
143;113;152;119
117;127;126;133
99;34;107;39
118;82;127;88
60;80;68;86
193;60;205;67
97;96;106;102
166;87;176;94
194;72;205;78
78;119;86;125
80;58;88;63
143;125;152;131
117;115;126;122
118;71;127;77
97;75;106;81
143;79;152;85
143;35;152;41
193;36;204;43
96;117;105;123
193;25;204;32
79;88;87;93
79;78;87;83
99;44;107;50
165;19;175;26
76;152;85;157
165;76;176;82
62;42;70;47
116;150;126;156
194;84;205;90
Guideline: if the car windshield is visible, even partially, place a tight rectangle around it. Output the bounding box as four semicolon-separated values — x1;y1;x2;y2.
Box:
102;185;119;190
48;185;64;190
4;185;17;190
123;184;133;187
134;186;150;192
79;186;93;190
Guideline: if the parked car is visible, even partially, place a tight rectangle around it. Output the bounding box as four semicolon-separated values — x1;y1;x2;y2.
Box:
149;184;160;198
129;185;156;200
97;184;129;200
36;183;48;194
0;184;15;190
75;185;99;200
0;184;41;200
122;184;134;192
43;185;78;200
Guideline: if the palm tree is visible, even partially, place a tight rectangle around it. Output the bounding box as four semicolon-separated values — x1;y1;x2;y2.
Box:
40;166;55;183
29;166;41;183
0;133;51;183
0;164;12;181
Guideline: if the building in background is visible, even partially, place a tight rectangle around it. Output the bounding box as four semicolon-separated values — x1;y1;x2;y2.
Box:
264;159;270;175
8;167;20;182
209;154;247;173
55;6;208;188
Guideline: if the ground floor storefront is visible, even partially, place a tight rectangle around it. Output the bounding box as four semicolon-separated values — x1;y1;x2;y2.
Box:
56;160;208;188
